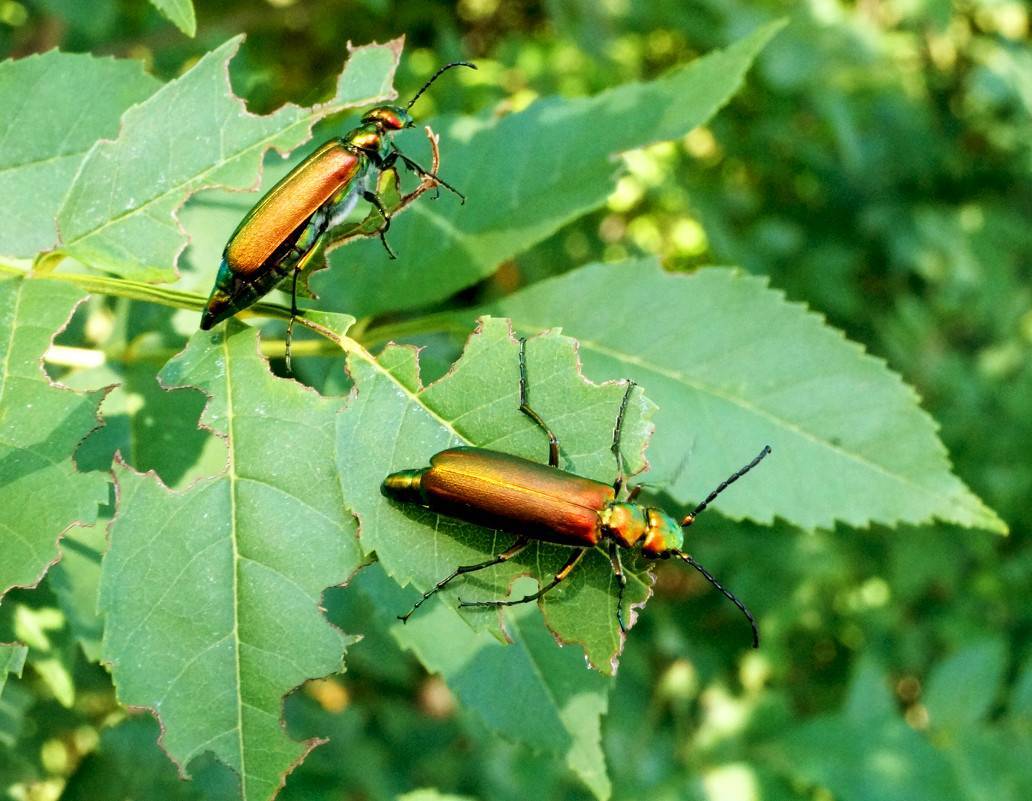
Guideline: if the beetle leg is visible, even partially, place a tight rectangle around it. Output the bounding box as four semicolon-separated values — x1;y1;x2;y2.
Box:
398;537;529;623
361;190;397;260
518;336;560;467
611;380;637;495
392;146;466;204
458;548;587;610
281;223;329;374
382;149;439;200
608;540;629;633
284;267;302;374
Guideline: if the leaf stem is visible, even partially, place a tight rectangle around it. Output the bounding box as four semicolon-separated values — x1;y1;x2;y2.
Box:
359;311;475;347
2;126;455;369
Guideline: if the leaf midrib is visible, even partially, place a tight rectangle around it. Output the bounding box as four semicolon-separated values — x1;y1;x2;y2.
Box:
222;333;247;794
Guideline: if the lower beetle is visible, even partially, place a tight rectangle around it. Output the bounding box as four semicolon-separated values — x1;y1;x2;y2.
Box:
382;338;772;647
200;61;475;350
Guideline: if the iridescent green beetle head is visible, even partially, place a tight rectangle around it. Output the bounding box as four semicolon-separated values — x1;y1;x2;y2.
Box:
362;61;477;133
640;508;684;557
602;503;683;557
362;105;413;131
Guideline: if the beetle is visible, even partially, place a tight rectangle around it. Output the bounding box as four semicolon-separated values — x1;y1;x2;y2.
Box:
199;61;476;345
382;337;772;647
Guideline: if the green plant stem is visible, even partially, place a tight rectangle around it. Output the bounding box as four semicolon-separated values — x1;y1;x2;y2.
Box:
1;263;378;365
2;262;491;371
359;311;486;348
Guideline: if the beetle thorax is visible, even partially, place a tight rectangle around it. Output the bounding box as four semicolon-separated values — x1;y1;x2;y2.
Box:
601;502;648;548
601;502;683;557
345;124;384;154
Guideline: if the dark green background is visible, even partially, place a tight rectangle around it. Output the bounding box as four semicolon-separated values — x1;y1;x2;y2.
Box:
1;1;1029;800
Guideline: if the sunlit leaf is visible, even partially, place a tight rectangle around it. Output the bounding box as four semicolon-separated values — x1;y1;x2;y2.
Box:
0;51;159;259
149;0;196;36
338;317;656;673
56;37;400;282
0;276;108;598
100;322;361;800
486;259;1006;533
314;21;785;316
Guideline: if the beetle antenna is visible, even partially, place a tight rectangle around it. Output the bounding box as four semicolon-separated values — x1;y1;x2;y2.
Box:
675;552;759;648
683;445;771;524
406;61;477;110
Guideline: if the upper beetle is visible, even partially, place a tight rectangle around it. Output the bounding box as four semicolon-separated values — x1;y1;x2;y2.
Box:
200;61;475;335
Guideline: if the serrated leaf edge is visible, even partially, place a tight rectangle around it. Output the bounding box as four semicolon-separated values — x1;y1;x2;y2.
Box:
502;263;1006;534
53;36;402;284
101;327;359;798
343;316;659;673
0;283;110;602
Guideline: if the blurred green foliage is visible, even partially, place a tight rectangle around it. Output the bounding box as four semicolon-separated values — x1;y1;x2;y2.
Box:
0;1;1029;800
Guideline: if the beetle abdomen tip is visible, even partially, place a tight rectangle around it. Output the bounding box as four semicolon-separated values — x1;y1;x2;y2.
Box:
382;469;427;503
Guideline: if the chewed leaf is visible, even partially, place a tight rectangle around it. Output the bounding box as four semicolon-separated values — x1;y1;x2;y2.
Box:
56;37;400;282
337;317;656;673
0;51;160;259
0;276;108;600
488;259;1006;534
61;715;238;800
100;323;361;800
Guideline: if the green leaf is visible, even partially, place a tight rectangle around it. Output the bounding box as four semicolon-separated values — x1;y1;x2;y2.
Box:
0;276;108;598
398;790;479;801
0;643;26;697
0;678;31;750
923;638;1008;731
1012;653;1032;721
842;654;895;725
353;564;611;800
99;322;362;801
944;727;1032;801
47;522;107;662
149;0;196;36
485;259;1006;533
0;51;159;259
56;37;401;282
779;714;961;801
314;21;785;317
338;317;656;674
52;356;226;661
72;362;227;488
